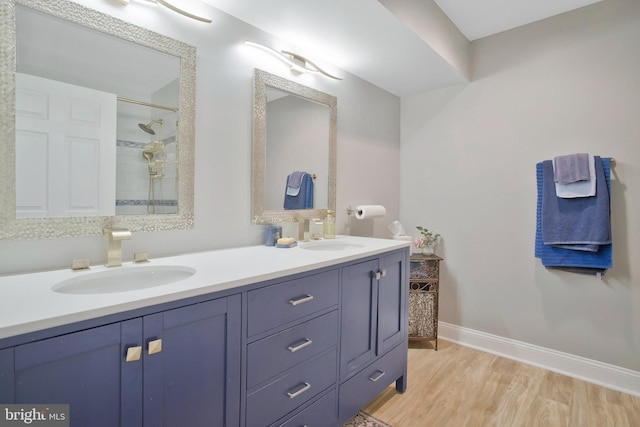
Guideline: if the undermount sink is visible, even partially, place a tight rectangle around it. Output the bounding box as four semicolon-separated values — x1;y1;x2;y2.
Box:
299;240;364;251
52;265;196;295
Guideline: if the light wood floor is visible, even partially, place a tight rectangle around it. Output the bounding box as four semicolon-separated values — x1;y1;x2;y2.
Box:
364;340;640;427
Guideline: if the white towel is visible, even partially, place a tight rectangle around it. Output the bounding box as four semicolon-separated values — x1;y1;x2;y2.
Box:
554;155;596;198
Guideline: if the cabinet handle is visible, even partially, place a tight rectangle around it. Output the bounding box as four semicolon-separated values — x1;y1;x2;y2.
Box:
148;339;163;355
369;370;386;382
287;382;311;399
289;294;314;306
380;269;387;277
375;271;381;280
375;269;387;280
125;346;142;362
288;338;313;353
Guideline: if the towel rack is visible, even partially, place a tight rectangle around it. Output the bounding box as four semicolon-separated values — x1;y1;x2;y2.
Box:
609;157;616;167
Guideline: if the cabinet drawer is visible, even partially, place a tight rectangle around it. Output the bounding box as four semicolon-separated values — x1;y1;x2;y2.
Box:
247;311;338;389
246;349;337;427
275;389;337;427
338;343;405;420
248;269;339;336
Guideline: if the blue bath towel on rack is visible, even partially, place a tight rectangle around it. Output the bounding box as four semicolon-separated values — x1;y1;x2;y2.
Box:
535;157;612;274
542;156;611;251
284;172;314;209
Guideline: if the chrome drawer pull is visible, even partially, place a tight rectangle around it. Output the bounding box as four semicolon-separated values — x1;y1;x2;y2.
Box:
288;338;313;353
287;382;311;399
369;370;386;382
289;294;314;306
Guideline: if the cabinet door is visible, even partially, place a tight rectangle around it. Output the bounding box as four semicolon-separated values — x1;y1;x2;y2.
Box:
0;348;14;403
377;250;407;355
142;295;241;427
340;259;378;379
13;322;136;427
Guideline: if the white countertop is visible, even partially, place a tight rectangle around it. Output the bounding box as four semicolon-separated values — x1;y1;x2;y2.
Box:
0;236;409;340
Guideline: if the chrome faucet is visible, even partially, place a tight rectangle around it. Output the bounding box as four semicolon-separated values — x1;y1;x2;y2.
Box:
105;228;132;267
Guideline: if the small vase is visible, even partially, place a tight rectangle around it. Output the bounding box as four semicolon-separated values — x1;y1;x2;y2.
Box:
422;245;435;256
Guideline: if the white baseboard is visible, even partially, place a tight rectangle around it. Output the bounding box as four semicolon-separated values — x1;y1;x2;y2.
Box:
438;322;640;397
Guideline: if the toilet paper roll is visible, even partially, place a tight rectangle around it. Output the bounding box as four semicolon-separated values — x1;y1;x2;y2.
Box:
355;205;387;220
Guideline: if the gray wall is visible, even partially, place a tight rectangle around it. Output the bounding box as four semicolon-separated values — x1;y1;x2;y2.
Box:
400;0;640;371
0;0;401;273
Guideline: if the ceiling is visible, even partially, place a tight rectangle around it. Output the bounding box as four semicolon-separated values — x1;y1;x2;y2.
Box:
202;0;602;97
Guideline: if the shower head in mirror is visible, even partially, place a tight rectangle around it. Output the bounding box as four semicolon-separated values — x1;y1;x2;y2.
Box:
138;119;163;135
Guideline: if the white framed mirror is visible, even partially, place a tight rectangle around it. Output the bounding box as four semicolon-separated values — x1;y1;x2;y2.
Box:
0;0;196;239
252;69;337;225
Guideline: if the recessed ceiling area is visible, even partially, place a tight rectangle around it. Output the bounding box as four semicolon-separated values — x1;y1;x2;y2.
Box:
203;0;603;97
435;0;603;41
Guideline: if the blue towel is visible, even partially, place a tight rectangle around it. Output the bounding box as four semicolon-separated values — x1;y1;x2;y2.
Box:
284;173;314;210
535;157;612;274
542;156;611;252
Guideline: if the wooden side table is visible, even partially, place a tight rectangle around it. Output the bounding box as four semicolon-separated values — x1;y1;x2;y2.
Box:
408;254;442;350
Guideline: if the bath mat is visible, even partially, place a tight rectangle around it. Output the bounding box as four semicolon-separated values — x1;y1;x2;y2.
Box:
343;411;391;427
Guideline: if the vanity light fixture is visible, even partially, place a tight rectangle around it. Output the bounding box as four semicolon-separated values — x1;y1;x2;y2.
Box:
245;41;342;80
114;0;212;23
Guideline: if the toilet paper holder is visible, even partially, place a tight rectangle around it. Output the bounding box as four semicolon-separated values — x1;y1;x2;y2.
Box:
346;205;387;219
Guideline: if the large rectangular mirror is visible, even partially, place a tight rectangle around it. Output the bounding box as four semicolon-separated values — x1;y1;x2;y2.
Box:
0;0;196;239
252;69;337;224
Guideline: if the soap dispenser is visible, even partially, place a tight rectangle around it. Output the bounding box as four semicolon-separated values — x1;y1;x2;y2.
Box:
323;209;336;239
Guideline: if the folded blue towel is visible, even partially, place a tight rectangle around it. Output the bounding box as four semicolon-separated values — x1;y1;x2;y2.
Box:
553;153;590;184
535;158;612;274
542;156;610;252
284;173;314;210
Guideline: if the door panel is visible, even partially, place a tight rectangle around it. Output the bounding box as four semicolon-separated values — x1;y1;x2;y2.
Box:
14;323;123;427
378;251;407;354
143;296;241;427
340;259;378;379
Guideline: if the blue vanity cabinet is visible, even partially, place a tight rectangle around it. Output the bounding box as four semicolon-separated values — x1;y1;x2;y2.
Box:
245;269;340;427
338;249;408;423
1;244;409;427
4;294;241;427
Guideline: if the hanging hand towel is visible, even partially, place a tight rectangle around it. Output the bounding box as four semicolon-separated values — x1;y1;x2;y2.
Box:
286;171;306;196
553;153;590;184
554;154;596;198
284;172;314;210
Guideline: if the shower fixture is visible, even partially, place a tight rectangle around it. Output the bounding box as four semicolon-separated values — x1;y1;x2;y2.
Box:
142;140;166;214
138;119;163;135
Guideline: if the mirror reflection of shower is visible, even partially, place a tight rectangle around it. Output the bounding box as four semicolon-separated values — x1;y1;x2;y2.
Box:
115;98;179;216
139;119;166;214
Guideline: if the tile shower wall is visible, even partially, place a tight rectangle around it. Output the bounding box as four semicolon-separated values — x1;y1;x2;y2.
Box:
115;106;178;215
115;139;178;215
